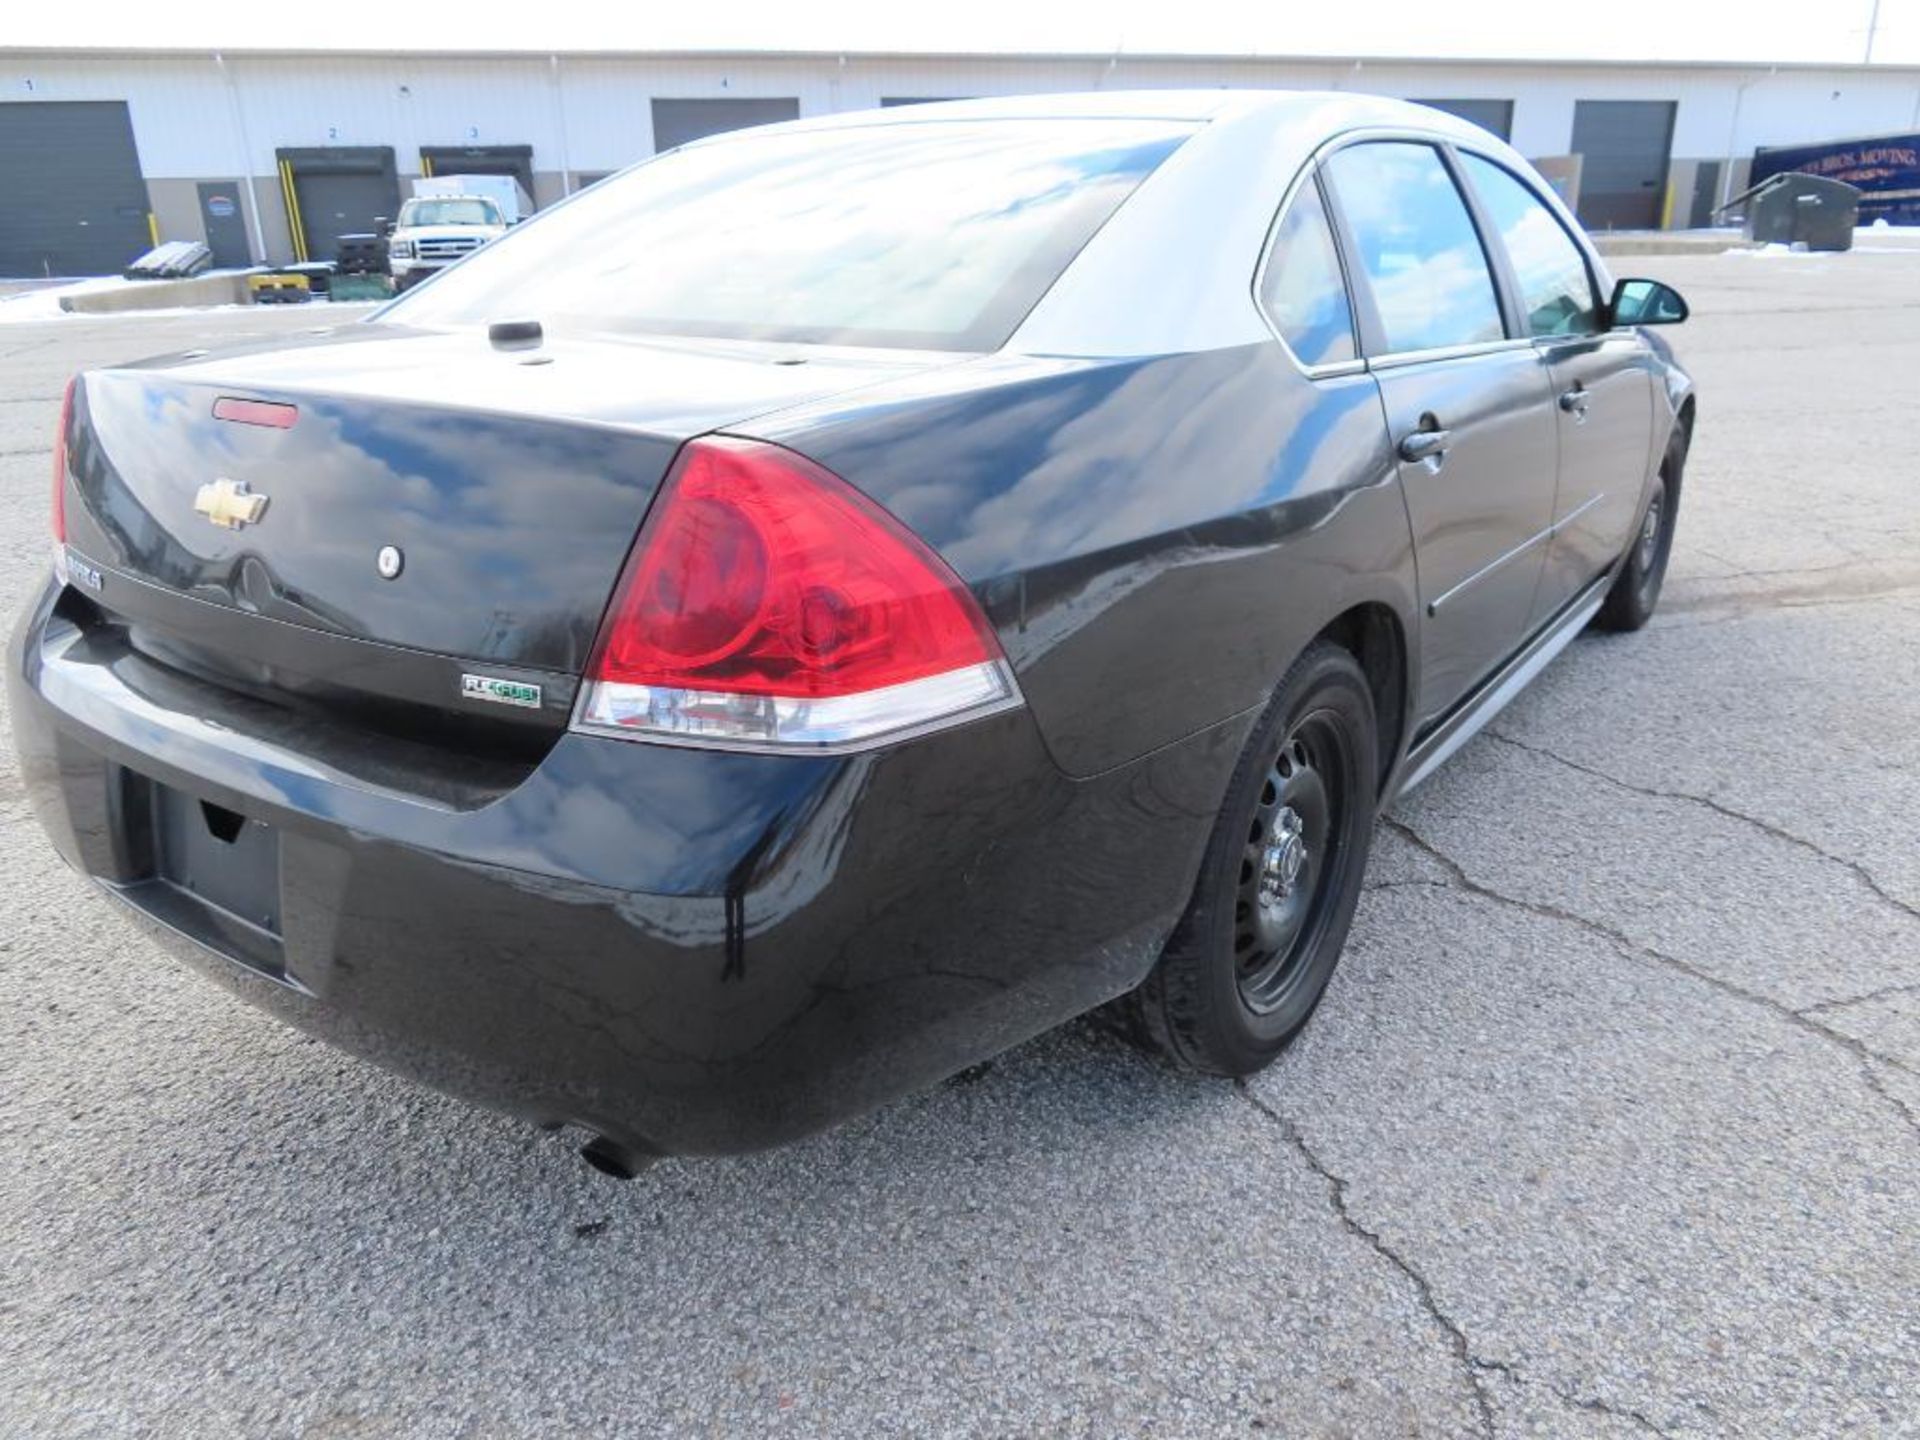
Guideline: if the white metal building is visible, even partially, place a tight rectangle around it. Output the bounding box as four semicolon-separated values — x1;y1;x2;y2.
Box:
4;45;1920;275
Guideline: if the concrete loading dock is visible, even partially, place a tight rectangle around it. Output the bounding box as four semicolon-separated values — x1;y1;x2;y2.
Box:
6;48;1920;277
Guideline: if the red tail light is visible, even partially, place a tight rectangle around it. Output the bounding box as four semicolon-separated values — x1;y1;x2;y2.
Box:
576;436;1018;750
51;377;75;546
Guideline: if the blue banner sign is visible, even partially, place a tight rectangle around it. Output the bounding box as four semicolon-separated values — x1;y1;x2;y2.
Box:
1753;133;1920;224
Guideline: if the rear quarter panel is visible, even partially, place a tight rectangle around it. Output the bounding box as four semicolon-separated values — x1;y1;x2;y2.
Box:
748;342;1415;778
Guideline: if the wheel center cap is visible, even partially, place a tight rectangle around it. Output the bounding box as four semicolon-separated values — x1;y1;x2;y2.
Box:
1260;807;1309;905
1639;502;1662;561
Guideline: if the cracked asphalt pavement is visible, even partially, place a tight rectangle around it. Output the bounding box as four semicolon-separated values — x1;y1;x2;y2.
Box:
3;241;1919;1438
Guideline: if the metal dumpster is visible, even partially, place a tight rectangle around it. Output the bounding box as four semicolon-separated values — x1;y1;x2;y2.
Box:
1743;172;1861;251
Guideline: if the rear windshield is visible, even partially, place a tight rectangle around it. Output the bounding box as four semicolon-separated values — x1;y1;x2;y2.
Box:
381;119;1193;351
401;198;501;227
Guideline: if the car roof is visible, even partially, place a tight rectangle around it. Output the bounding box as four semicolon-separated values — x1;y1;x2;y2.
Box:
685;88;1493;137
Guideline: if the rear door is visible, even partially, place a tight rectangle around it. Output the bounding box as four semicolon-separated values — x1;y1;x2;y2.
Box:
1456;152;1655;625
1322;140;1561;724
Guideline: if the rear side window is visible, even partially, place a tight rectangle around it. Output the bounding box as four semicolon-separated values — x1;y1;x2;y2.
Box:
1459;154;1599;337
1258;180;1357;366
1323;142;1506;355
383;119;1192;352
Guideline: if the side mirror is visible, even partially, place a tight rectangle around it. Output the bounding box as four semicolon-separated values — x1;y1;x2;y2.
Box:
1610;277;1688;327
377;217;395;238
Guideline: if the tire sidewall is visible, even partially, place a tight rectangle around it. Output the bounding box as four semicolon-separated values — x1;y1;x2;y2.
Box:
1176;646;1378;1072
1599;443;1683;633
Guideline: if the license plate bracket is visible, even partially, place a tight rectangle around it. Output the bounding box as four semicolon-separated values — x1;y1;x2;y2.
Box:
151;785;282;936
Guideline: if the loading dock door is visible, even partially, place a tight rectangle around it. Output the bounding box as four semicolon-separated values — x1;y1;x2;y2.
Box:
0;101;151;277
196;182;251;268
276;147;400;265
420;144;536;206
1413;99;1514;142
1571;100;1677;230
650;98;800;153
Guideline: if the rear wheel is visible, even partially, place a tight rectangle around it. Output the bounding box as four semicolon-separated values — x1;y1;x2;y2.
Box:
1127;642;1378;1076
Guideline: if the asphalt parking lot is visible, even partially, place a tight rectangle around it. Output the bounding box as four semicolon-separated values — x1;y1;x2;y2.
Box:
2;244;1918;1439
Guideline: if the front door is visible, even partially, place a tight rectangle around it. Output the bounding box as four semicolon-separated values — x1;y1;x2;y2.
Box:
1531;335;1655;617
1323;141;1561;724
1453;152;1657;623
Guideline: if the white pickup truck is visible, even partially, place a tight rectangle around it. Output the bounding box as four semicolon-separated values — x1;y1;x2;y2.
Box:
386;175;530;290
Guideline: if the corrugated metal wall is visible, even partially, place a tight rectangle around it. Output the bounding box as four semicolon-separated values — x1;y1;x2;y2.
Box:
4;50;1918;263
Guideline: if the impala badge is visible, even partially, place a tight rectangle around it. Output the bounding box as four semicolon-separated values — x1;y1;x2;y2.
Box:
194;477;269;531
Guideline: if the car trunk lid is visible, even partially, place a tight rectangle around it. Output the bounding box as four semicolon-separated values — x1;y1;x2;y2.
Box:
62;323;950;745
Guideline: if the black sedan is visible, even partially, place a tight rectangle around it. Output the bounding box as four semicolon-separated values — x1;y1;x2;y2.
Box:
13;91;1692;1174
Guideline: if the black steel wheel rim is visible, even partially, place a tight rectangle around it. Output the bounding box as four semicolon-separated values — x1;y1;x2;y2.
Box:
1637;493;1664;573
1635;485;1670;606
1233;709;1350;1015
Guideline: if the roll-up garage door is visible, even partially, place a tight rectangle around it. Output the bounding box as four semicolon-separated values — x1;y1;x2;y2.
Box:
1571;100;1677;231
650;98;800;153
0;101;151;278
276;147;401;265
421;144;536;207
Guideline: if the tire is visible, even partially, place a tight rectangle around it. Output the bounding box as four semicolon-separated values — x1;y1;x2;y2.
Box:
1596;453;1682;633
1126;641;1379;1076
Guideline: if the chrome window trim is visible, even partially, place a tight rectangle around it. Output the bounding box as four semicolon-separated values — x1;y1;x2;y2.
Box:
1446;141;1619;323
1313;131;1520;366
1305;126;1554;369
1367;336;1538;371
1248;165;1365;379
1252;123;1632;377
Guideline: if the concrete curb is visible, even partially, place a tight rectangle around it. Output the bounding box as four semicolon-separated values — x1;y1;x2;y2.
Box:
60;273;253;314
1591;232;1758;258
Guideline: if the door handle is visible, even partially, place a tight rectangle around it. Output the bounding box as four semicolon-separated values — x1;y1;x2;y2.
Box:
1558;384;1591;418
1397;428;1452;464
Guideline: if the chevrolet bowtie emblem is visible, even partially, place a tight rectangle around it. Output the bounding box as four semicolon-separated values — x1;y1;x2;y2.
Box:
194;477;269;531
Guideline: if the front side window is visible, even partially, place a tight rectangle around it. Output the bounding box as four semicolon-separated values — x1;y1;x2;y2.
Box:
1258;178;1356;366
383;119;1192;352
1460;154;1598;337
1323;142;1505;355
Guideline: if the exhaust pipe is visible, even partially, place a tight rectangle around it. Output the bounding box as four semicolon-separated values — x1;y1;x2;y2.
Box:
579;1134;656;1180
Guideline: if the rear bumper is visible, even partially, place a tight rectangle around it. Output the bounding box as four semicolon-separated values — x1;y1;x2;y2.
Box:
9;580;1244;1155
